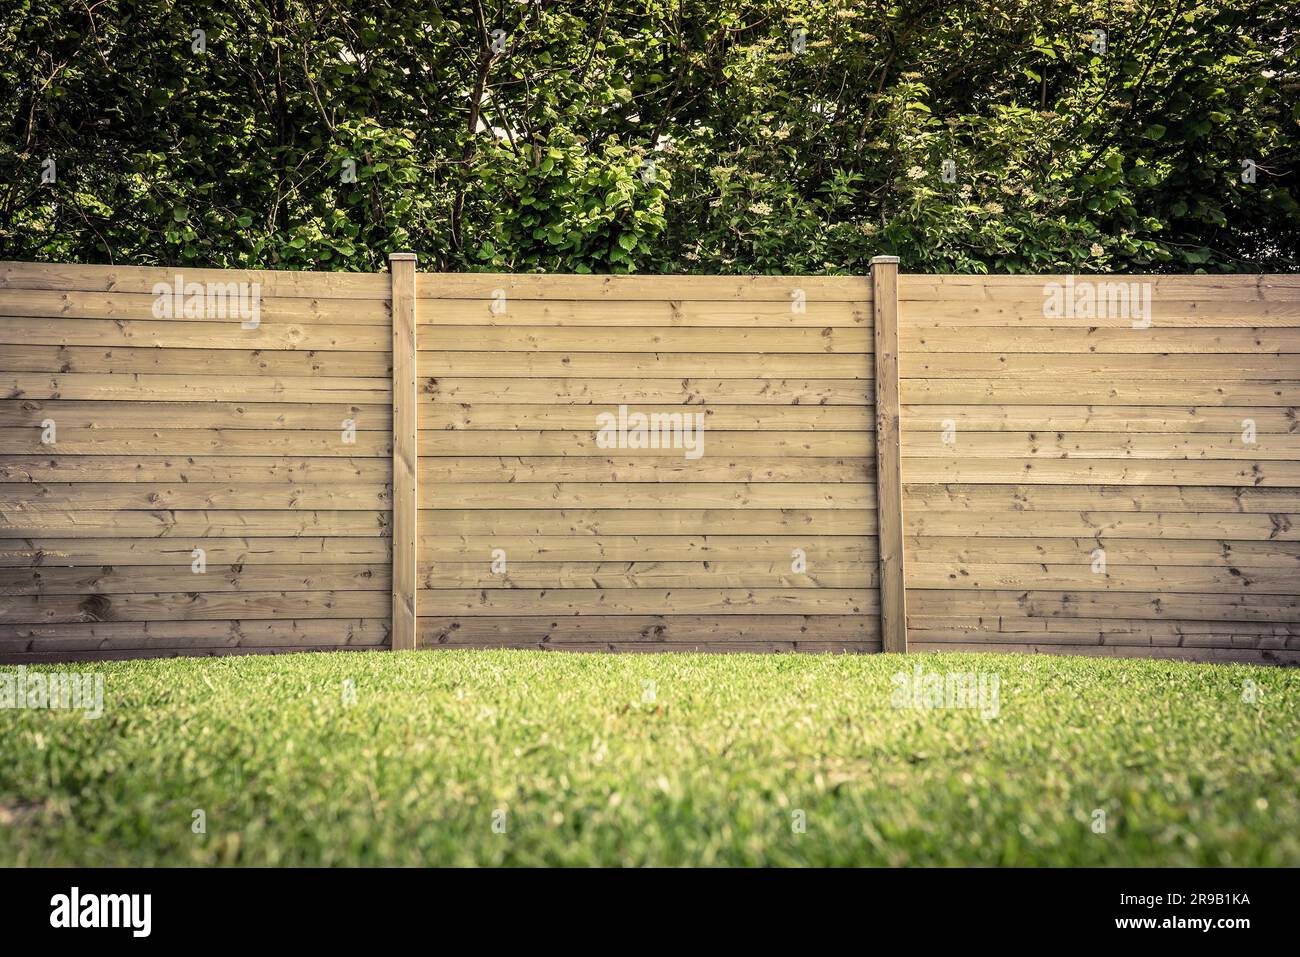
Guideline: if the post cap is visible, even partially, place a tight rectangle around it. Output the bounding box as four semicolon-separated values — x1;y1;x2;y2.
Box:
869;255;900;265
389;252;418;262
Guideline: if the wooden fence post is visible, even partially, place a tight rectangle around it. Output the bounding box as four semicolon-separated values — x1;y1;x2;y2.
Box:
389;253;418;651
871;256;908;653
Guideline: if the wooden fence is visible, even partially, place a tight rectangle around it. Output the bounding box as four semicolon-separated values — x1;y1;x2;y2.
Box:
0;263;395;659
1;259;1296;664
899;273;1300;664
414;267;882;654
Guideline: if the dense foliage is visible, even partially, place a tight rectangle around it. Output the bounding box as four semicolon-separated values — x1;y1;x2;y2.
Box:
1;0;1296;273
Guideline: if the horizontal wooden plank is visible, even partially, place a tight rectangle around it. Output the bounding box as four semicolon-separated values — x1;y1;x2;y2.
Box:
422;640;877;653
901;431;1300;460
0;317;390;351
418;615;878;645
418;352;869;377
0;455;389;483
902;458;1300;486
901;405;1300;433
416;274;872;301
903;484;1300;513
417;588;876;615
901;327;1300;353
0;537;390;566
419;482;874;510
906;562;1298;594
0;510;389;538
5;373;389;402
907;614;1300;641
0;483;390;510
907;535;1300;567
902;379;1300;405
909;588;1300;622
899;275;1300;304
421;299;869;327
906;511;1300;540
0;289;390;324
910;630;1300;650
0;428;390;456
0;564;389;595
0;400;390;430
902;353;1299;380
417;456;873;483
419;326;870;354
0;345;391;377
423;378;869;404
904;640;1298;665
420;403;871;432
0;618;391;653
0;590;388;623
0;646;387;662
421;509;876;535
418;535;877;562
904;300;1300;326
0;261;389;298
418;561;873;588
417;431;871;457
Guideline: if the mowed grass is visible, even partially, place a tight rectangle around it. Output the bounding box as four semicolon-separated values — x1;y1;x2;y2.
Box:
0;650;1297;866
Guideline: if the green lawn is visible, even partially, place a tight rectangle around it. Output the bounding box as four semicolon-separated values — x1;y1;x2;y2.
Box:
1;649;1296;866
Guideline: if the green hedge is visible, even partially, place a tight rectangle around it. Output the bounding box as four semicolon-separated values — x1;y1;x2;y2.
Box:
1;0;1296;273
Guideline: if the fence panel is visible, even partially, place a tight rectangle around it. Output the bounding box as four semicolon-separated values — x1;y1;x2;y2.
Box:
0;263;394;660
899;274;1300;665
415;274;880;652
